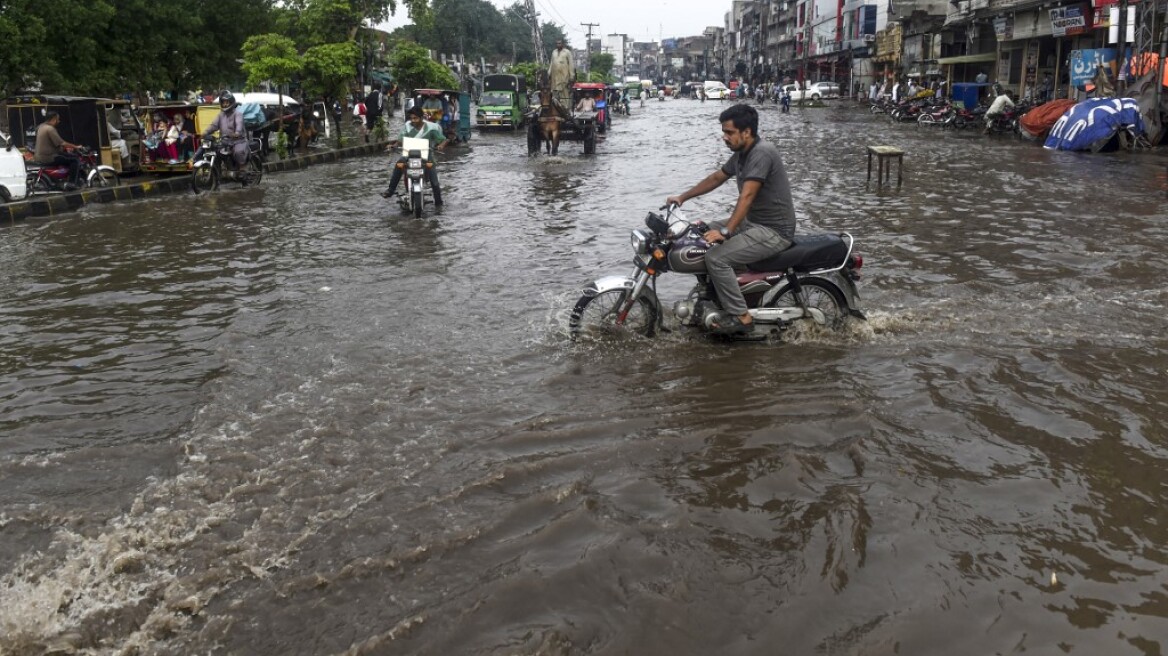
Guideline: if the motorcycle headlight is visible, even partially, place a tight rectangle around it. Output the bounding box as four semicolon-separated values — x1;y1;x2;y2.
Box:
630;229;650;255
408;159;423;169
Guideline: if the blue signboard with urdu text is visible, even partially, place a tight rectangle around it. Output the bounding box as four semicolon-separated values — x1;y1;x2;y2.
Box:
1069;48;1116;87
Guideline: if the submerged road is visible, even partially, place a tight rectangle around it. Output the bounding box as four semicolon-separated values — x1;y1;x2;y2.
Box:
1;98;1168;654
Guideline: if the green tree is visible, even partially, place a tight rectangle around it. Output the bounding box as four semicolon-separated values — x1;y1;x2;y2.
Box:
302;41;361;145
389;40;456;93
0;0;51;97
509;61;541;91
241;33;302;154
589;53;614;80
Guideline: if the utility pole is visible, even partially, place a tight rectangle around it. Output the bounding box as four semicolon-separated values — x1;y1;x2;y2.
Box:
525;0;546;66
582;22;599;78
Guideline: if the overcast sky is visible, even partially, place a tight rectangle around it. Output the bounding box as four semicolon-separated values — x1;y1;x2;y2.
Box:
381;0;728;43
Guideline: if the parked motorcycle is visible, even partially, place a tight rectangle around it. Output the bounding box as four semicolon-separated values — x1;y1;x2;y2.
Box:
569;206;865;340
190;136;264;193
25;146;118;193
394;137;432;218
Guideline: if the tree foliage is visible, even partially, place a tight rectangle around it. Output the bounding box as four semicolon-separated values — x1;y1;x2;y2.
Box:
242;34;303;92
389;41;457;92
589;53;615;79
303;41;361;100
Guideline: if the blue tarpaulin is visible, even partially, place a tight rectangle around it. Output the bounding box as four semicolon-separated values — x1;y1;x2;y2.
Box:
1043;98;1144;151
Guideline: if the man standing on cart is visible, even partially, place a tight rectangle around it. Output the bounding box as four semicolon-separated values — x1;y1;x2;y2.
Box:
548;39;575;109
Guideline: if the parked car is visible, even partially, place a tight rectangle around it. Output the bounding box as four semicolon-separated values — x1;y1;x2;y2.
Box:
782;82;841;101
0;130;29;203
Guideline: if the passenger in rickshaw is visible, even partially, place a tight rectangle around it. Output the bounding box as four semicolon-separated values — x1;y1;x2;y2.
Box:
420;94;444;123
142;112;170;163
575;92;596;112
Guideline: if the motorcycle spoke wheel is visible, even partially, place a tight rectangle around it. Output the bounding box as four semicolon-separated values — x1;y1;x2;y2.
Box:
569;290;657;339
191;167;218;193
765;279;848;330
91;170;119;188
247;157;263;186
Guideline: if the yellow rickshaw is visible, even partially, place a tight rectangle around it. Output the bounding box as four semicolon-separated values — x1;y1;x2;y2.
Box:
137;103;219;174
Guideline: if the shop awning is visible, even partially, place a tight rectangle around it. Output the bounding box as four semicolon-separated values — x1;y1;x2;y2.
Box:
936;53;997;65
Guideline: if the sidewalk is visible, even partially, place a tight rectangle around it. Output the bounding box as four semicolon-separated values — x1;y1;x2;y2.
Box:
1;140;390;224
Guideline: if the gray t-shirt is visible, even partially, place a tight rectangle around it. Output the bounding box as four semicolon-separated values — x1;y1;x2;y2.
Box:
720;138;796;239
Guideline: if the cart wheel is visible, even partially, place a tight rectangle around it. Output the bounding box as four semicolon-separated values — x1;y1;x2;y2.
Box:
583;125;596;155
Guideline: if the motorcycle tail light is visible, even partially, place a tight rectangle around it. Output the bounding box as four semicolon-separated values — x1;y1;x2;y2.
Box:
851;254;863;269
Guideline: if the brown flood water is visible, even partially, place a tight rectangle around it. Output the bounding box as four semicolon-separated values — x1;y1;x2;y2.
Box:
1;98;1167;654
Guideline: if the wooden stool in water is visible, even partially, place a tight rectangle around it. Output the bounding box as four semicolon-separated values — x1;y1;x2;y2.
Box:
866;145;904;187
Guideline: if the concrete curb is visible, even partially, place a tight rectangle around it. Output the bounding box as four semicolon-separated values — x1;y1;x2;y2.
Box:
1;141;389;224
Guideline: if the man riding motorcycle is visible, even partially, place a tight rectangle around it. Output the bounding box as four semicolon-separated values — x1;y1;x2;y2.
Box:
983;87;1016;134
666;104;796;336
381;106;449;206
200;91;250;175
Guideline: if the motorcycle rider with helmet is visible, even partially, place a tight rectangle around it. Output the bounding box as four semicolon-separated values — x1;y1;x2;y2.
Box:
200;91;250;176
665;103;796;336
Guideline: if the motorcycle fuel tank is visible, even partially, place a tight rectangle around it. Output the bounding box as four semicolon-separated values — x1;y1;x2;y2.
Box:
667;233;710;273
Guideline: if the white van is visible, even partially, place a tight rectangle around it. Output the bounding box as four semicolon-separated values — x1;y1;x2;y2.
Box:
0;130;29;203
703;81;730;99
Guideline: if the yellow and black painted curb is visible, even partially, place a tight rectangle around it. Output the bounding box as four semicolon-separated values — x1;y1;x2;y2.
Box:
1;141;388;224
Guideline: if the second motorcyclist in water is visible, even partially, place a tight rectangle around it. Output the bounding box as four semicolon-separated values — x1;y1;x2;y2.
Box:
200;91;250;176
666;104;797;336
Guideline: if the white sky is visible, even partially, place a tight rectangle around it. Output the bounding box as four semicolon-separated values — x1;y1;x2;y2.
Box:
380;0;727;43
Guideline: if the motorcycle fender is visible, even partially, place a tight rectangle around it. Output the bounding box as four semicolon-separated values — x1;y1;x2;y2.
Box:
581;275;636;298
762;274;864;317
581;275;661;314
192;160;211;171
88;165;117;181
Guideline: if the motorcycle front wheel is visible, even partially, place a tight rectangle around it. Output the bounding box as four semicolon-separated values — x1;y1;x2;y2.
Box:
765;279;848;329
191;166;218;193
411;189;423;217
89;169;119;188
569;289;658;339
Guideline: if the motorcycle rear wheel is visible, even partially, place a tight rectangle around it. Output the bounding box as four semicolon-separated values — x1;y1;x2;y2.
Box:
569;289;658;339
245;156;264;186
764;279;848;330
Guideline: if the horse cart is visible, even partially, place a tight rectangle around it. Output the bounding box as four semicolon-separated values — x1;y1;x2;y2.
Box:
526;82;599;156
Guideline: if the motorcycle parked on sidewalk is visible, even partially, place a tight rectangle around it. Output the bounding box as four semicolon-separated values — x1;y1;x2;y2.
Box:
25;146;119;194
190;136;264;193
569;206;866;340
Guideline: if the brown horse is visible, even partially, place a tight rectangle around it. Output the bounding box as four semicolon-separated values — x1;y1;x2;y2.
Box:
535;88;562;156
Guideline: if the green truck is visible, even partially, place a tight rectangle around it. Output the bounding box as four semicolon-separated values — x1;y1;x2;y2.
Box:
476;74;528;131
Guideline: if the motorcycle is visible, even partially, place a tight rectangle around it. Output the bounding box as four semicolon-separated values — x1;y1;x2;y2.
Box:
394;136;431;218
569;205;866;340
25;146;119;193
190;136;264;193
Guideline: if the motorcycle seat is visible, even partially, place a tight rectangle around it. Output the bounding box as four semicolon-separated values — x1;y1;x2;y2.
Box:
747;233;847;273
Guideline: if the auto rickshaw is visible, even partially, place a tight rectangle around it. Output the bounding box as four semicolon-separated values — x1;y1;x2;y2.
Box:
138;103;209;174
4;95;142;174
571;82;608;133
412;89;470;144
